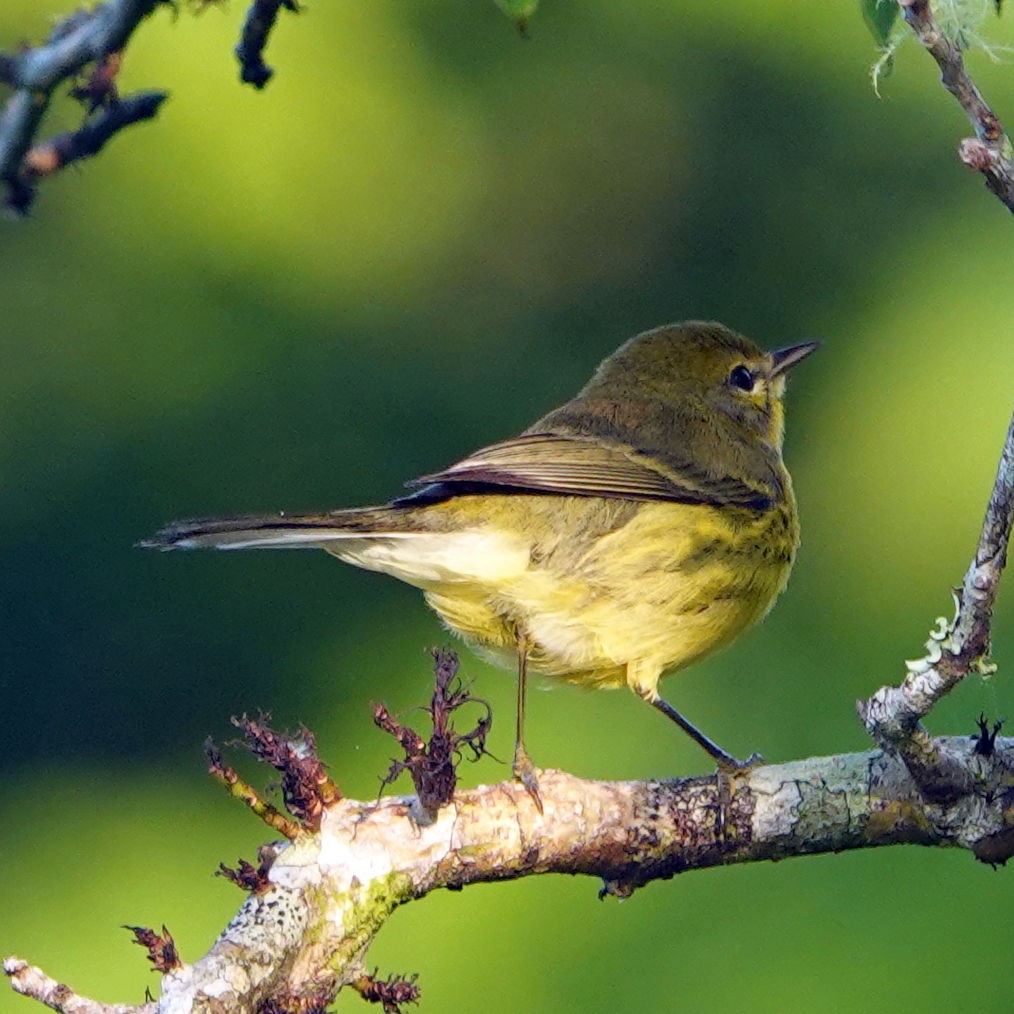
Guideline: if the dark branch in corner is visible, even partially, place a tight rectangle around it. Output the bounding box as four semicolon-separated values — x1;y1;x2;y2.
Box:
899;0;1014;213
0;0;163;213
0;53;17;89
8;91;167;215
235;0;301;89
0;0;299;213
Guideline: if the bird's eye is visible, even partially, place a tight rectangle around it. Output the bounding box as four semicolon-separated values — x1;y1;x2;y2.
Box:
728;365;755;392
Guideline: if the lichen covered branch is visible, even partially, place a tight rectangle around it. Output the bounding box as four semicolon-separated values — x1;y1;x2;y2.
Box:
3;956;153;1014
858;410;1013;797
7;728;1014;1013
898;0;1014;212
948;409;1014;662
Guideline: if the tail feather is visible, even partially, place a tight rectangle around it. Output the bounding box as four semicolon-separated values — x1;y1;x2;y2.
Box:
142;504;530;587
139;507;417;551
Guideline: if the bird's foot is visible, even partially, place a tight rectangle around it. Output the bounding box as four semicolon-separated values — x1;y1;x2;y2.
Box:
714;752;763;840
717;751;764;773
512;743;544;814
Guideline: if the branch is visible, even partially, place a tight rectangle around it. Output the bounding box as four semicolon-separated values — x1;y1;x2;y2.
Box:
858;409;1014;798
6;737;1014;1013
0;0;299;213
0;1;163;212
3;957;153;1014
5;90;167;214
4;2;162;93
5;417;1012;1013
235;0;301;90
898;0;1014;212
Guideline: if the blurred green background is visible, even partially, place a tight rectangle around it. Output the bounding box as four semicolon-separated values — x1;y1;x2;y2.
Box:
3;1;1014;1011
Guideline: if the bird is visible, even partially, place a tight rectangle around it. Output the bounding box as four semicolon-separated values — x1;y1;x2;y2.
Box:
143;320;817;806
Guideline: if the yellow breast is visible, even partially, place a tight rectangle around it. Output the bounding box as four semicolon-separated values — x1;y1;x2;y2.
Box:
416;492;798;690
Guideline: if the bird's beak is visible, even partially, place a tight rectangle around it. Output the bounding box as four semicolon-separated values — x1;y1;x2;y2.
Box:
770;341;820;376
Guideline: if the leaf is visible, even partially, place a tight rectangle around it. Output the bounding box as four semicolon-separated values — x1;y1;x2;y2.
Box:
494;0;539;37
861;0;899;46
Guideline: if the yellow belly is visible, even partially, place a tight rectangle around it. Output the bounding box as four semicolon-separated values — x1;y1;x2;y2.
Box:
412;494;798;693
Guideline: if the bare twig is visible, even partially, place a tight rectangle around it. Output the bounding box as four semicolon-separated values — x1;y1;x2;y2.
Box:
4;956;154;1014
5;90;166;213
899;0;1014;212
352;970;421;1013
217;842;282;893
229;714;342;831
235;0;300;89
0;0;300;212
205;736;301;839
5;2;161;93
858;410;1014;796
0;1;164;212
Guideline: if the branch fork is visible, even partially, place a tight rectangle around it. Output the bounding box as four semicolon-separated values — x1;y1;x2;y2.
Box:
858;411;1014;800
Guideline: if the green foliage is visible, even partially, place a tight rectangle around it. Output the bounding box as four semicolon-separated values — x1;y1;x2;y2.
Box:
862;0;900;89
861;0;899;46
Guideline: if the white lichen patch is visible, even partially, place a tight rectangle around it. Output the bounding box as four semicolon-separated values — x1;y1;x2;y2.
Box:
219;885;310;954
318;797;462;894
159;966;196;1014
747;755;871;849
267;836;321;890
904;614;953;675
748;763;806;844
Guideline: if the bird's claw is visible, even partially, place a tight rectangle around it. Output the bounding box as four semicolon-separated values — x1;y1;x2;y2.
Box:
512;744;544;813
714;751;762;839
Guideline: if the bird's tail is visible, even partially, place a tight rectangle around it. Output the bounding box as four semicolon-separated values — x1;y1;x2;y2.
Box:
139;506;419;551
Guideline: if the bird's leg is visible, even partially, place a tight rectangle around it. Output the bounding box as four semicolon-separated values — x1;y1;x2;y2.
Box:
645;692;763;839
628;666;760;838
646;693;755;770
512;631;543;812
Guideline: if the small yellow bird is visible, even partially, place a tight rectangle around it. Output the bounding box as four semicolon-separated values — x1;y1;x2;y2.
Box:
144;321;816;802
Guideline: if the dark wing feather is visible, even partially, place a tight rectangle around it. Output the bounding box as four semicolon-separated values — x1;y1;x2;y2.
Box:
402;433;772;510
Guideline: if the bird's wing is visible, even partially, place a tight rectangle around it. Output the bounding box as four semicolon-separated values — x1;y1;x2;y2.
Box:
403;432;773;509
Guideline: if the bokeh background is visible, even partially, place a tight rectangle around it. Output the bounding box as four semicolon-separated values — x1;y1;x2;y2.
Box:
3;1;1014;1011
